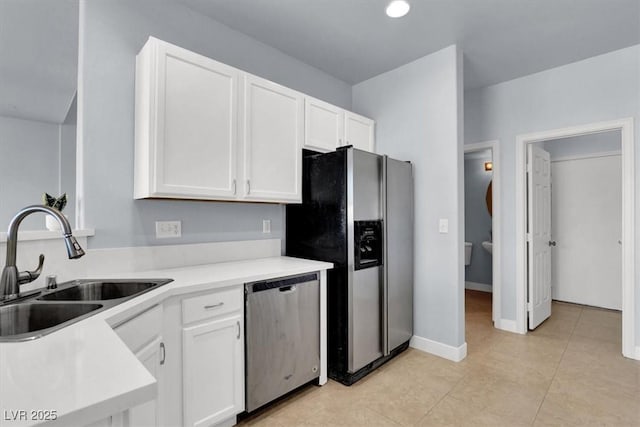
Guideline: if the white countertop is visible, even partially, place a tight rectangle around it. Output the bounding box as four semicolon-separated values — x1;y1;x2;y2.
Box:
0;256;332;427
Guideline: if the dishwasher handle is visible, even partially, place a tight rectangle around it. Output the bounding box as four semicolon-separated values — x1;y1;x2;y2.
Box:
246;272;318;294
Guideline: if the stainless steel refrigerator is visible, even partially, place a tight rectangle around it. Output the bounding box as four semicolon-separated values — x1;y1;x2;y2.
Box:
286;147;413;385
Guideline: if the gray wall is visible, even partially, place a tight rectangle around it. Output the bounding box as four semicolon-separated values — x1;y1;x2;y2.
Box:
78;0;352;249
464;44;640;342
353;46;465;349
542;130;621;159
0;115;60;230
464;155;492;285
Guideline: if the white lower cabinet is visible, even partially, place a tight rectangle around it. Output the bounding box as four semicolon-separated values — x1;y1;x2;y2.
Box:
83;413;125;427
183;315;244;427
113;305;165;427
182;286;245;427
106;287;245;427
126;336;165;426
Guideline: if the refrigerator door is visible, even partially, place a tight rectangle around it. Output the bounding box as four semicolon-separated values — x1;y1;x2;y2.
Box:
351;149;382;221
347;149;384;373
383;156;414;355
349;265;383;372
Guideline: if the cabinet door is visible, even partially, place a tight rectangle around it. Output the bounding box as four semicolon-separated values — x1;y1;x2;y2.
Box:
127;336;164;427
344;111;375;152
240;74;303;202
183;316;243;427
148;39;239;199
304;97;343;152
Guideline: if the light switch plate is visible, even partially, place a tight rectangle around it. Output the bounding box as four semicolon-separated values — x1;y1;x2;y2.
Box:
156;220;181;238
262;219;271;234
438;218;449;234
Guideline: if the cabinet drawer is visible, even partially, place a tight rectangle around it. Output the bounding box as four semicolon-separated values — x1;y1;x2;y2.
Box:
182;286;242;325
114;304;163;353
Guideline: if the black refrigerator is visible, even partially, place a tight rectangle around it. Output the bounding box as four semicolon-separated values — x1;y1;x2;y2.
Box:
286;147;413;385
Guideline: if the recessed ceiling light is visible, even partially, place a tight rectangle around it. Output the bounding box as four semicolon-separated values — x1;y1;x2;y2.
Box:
386;0;410;18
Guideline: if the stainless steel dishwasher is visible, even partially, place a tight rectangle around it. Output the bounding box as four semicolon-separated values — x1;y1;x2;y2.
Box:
245;272;320;412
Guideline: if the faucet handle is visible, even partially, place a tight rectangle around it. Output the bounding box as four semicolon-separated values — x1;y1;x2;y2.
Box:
17;254;45;285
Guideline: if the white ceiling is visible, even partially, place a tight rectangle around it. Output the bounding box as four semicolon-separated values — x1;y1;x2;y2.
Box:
1;1;636;124
178;0;640;88
0;0;78;124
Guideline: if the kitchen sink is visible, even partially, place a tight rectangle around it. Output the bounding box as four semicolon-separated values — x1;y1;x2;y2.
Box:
0;278;172;341
0;302;103;339
38;280;164;301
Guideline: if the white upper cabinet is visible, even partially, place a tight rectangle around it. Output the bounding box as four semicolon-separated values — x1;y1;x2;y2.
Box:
344;111;375;152
135;37;239;200
135;37;374;203
304;97;344;152
303;97;375;153
240;74;303;203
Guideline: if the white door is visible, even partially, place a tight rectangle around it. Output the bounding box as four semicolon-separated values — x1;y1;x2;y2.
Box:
527;145;552;329
304;97;344;152
182;316;244;427
127;337;163;427
154;40;239;199
240;74;303;202
551;155;622;309
344;111;375;152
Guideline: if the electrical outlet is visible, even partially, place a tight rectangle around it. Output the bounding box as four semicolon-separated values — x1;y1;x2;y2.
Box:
262;219;271;234
156;221;181;238
438;218;449;234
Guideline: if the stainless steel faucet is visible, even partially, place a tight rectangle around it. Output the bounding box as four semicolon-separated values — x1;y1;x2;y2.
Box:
0;205;85;301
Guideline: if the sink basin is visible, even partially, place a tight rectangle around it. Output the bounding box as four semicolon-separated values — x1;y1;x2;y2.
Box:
39;280;164;301
0;278;172;341
0;302;103;340
482;241;493;255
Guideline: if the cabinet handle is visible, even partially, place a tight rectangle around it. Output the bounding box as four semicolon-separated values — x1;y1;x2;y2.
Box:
232;179;237;195
204;302;224;310
160;342;166;365
246;180;251;195
236;321;241;340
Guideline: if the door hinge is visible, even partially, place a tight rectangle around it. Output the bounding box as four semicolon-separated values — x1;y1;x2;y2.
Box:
526;233;532;242
527;302;533;312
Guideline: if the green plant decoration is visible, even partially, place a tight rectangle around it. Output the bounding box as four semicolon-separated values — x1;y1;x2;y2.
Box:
42;193;67;211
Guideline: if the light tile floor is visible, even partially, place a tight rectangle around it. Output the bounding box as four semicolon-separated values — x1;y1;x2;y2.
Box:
240;290;640;426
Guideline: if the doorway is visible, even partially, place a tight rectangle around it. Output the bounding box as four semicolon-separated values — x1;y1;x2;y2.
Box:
464;141;501;327
515;118;635;359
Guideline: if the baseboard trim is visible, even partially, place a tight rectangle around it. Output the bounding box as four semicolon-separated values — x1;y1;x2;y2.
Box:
633;346;640;361
494;318;520;334
465;281;492;293
410;335;467;362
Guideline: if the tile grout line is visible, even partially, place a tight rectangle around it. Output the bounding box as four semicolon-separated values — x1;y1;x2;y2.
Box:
414;374;468;425
417;293;497;424
531;306;583;425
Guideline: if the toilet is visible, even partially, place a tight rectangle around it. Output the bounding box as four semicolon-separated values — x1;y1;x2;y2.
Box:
464;242;473;265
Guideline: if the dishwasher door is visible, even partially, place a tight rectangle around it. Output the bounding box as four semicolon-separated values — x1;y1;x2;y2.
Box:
245;273;320;412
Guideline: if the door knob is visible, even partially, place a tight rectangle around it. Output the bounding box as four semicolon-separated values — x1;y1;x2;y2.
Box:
548;241;556;247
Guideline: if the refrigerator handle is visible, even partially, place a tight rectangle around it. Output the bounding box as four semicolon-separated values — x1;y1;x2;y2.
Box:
381;155;389;356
